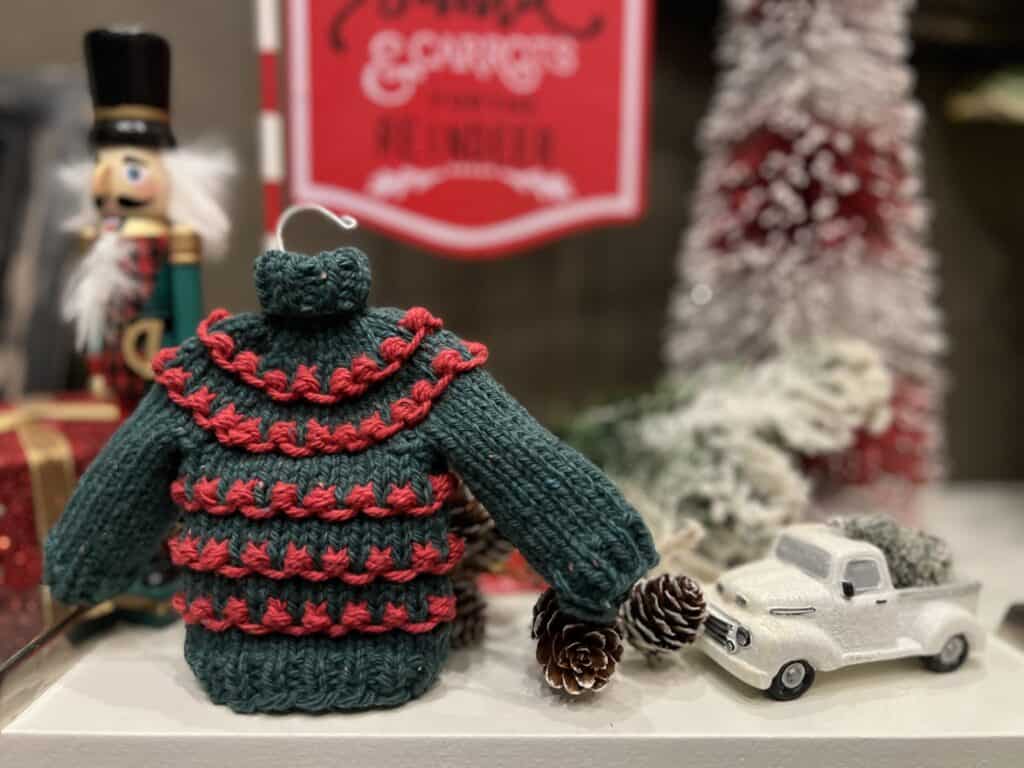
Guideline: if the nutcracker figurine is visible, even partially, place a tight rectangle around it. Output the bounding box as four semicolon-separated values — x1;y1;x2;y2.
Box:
62;29;234;414
57;29;233;616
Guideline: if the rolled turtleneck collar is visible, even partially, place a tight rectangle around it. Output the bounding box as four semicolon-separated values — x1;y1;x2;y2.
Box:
254;247;371;319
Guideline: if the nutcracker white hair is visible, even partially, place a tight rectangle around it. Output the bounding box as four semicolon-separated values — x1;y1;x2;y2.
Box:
161;145;236;259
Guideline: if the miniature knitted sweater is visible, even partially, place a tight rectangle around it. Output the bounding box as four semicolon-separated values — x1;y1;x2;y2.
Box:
44;246;658;713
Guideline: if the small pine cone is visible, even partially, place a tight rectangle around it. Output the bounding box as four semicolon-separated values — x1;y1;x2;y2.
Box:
531;589;623;695
449;478;514;573
450;572;486;650
619;574;707;655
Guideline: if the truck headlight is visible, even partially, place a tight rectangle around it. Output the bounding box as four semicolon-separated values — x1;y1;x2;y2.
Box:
735;626;751;647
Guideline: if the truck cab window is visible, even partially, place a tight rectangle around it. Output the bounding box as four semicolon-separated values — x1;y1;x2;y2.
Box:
844;559;882;592
775;534;831;579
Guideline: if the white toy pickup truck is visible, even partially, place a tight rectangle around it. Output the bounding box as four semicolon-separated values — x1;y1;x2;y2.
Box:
699;523;984;700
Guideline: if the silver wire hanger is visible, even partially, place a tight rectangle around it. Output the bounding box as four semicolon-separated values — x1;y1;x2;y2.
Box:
275;203;358;251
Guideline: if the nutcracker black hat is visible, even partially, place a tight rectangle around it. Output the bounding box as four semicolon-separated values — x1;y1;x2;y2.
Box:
84;29;176;148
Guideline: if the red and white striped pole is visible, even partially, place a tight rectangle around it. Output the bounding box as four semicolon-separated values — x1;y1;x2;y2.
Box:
255;0;285;249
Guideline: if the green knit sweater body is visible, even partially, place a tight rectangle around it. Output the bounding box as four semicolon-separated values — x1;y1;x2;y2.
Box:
44;247;657;713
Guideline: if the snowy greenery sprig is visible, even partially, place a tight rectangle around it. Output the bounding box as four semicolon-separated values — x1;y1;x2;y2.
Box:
569;338;893;568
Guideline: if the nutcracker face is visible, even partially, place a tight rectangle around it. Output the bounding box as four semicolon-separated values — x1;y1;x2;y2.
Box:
91;146;170;220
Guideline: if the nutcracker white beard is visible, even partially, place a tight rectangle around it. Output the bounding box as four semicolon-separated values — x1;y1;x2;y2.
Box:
59;144;236;352
61;231;136;353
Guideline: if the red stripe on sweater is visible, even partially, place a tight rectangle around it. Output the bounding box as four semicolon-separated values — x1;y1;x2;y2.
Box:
170;473;456;522
196;307;443;404
153;341;487;456
168;533;464;584
172;593;457;637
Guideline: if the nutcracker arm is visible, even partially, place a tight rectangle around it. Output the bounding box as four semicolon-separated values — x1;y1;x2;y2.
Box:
424;360;659;625
43;387;184;605
169;226;204;344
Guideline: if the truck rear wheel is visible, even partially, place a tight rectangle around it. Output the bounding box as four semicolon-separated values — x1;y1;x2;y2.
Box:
766;660;815;701
923;634;969;673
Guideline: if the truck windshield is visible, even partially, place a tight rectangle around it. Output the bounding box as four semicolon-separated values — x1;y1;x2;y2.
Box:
776;535;831;580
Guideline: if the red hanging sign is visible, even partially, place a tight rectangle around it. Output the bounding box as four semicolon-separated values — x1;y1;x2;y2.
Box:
285;0;652;258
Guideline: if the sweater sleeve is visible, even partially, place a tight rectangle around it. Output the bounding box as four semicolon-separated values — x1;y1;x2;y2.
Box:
44;385;184;605
425;366;658;624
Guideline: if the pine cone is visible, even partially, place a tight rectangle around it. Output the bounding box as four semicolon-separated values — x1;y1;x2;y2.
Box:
619;574;707;655
531;589;623;695
449;478;513;573
450;571;486;650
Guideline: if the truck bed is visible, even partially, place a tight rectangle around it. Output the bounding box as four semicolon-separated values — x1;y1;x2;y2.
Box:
895;579;982;610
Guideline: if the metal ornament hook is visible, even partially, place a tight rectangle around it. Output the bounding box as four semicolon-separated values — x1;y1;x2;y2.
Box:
275;203;358;251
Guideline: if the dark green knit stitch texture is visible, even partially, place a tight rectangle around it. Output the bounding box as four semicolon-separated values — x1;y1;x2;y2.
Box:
44;247;658;713
185;626;449;713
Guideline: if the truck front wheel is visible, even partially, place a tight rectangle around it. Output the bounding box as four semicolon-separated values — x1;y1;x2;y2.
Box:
766;660;815;701
923;634;969;673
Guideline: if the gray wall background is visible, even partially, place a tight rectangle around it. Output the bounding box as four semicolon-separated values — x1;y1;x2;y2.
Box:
0;0;1020;480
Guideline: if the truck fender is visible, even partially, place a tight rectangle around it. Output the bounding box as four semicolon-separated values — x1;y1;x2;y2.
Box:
916;602;985;656
767;616;846;672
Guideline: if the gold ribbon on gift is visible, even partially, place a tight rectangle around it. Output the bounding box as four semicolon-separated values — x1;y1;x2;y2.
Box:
0;399;121;433
0;398;120;625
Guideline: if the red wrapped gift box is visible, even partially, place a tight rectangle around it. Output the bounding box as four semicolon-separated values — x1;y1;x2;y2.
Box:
0;583;49;661
0;396;121;592
478;550;547;596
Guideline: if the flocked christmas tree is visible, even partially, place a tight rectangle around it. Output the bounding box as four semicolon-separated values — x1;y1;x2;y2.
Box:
664;0;946;494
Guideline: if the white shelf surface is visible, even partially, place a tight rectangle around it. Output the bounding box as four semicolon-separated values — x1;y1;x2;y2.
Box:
3;485;1024;768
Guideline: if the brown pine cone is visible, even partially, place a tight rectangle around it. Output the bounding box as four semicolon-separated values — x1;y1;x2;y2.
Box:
531;589;623;695
619;574;707;655
449;477;513;573
450;571;486;650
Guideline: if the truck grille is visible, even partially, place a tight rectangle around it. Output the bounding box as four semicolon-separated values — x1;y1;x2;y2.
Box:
704;612;736;651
